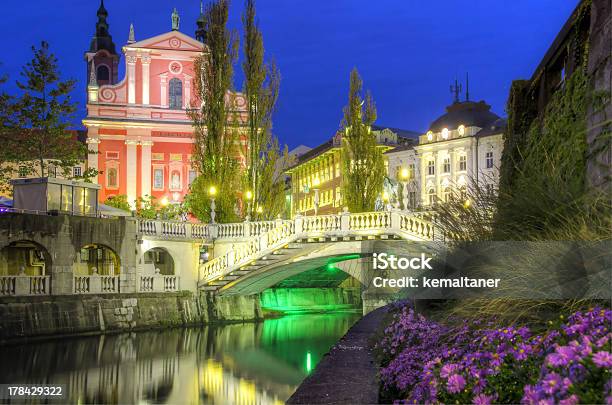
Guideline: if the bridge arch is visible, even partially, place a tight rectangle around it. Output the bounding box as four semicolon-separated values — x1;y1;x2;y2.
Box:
143;247;175;275
0;240;52;276
74;244;121;276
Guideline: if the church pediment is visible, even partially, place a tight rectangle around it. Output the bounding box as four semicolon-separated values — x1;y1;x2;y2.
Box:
126;31;204;52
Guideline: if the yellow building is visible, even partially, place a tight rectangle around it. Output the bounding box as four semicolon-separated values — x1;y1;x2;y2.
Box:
286;126;418;216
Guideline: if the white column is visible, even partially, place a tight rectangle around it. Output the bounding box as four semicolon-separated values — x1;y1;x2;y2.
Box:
141;140;153;198
160;74;168;107
126;140;138;207
141;55;151;105
127;55;137;105
86;130;100;183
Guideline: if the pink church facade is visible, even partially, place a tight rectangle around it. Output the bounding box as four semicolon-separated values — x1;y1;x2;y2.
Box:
83;2;247;205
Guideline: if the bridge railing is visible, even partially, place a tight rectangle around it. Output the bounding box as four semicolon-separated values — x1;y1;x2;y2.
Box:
73;275;120;294
0;275;51;296
137;219;210;240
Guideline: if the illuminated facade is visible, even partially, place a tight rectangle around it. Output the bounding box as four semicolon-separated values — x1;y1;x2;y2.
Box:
387;98;505;207
286;127;418;216
83;2;246;206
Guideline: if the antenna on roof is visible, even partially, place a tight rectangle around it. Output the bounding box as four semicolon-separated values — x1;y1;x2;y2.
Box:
465;72;470;101
450;78;462;103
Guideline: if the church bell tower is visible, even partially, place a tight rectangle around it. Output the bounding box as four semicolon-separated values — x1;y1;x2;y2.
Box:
85;0;119;88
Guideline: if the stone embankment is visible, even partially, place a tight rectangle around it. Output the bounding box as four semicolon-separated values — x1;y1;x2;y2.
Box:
0;291;262;344
287;306;387;404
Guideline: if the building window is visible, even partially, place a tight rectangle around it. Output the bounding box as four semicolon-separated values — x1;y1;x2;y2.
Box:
427;160;435;176
153;167;164;190
106;167;118;189
106;151;119;160
169;169;182;191
443;158;450;173
486;151;494;169
73;166;82;177
459;155;467;171
427;188;436;205
18;166;28;177
96;65;110;81
48;165;57;178
169;78;183;109
459;185;467;200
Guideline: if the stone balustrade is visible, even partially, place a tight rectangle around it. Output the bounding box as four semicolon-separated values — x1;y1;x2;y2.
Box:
0;275;51;296
73;275;120;294
139;275;180;292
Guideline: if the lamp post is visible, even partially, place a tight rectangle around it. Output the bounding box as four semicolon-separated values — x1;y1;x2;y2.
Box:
312;177;321;216
244;190;253;220
400;167;410;211
256;205;263;220
208;185;217;224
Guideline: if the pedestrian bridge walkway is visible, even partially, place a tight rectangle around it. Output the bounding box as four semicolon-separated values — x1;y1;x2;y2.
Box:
135;210;437;295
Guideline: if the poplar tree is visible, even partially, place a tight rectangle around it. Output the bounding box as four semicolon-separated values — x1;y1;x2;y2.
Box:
241;0;287;220
189;0;241;223
6;42;93;180
340;68;385;212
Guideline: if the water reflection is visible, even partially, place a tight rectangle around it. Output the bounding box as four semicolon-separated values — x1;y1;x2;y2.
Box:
0;311;361;404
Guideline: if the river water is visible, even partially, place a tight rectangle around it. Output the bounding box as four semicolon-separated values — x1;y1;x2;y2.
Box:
0;311;361;404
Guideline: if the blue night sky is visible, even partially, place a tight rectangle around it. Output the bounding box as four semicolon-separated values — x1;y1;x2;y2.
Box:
1;0;578;149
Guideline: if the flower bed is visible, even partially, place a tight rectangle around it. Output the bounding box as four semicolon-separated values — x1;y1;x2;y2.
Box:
376;303;611;404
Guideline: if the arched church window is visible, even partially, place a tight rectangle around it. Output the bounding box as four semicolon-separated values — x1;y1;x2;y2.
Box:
169;78;183;109
97;65;110;81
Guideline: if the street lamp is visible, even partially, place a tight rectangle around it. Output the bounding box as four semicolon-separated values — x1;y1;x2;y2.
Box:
256;205;263;219
400;167;410;210
312;177;321;216
244;190;253;220
209;185;217;224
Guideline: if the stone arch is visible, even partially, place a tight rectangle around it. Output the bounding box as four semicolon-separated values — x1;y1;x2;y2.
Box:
74;244;121;276
143;247;175;275
0;240;52;276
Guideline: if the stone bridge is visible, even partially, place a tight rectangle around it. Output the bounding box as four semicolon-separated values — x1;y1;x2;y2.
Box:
0;210;437;298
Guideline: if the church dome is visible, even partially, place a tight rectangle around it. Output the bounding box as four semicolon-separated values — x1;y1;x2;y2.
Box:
428;100;500;132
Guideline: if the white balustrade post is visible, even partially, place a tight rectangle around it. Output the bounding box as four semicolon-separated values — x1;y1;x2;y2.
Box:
294;214;303;235
153;268;164;292
185;223;192;239
243;218;251;237
209;224;218;239
15;276;30;296
390;209;401;232
259;232;269;251
340;207;350;232
275;214;283;229
89;274;101;294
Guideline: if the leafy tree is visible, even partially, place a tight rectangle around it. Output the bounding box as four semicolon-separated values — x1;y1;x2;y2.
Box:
0;65;15;195
340;68;385;212
241;0;287;220
189;0;241;223
4;42;96;181
103;194;131;212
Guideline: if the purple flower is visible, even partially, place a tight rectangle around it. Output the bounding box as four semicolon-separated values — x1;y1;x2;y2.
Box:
559;395;579;405
473;393;495;405
440;363;458;379
592;351;612;368
446;374;466;394
542;372;562;395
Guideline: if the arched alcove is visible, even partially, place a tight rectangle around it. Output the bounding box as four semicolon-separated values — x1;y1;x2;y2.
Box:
0;240;52;276
143;248;175;275
74;244;121;276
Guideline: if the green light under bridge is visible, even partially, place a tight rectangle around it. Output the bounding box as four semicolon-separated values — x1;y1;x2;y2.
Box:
326;254;360;272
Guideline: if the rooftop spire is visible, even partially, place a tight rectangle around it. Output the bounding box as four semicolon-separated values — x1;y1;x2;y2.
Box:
171;8;180;31
90;0;117;54
196;1;206;42
128;23;135;44
465;72;470;101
